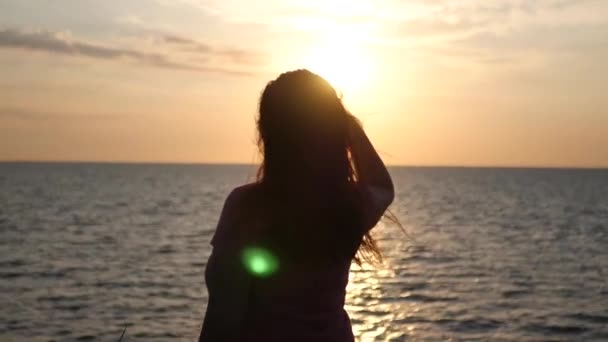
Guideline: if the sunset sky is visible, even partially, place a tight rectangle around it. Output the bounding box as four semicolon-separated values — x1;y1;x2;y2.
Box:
1;0;607;167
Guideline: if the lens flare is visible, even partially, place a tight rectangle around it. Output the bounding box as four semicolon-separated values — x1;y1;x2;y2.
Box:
242;247;279;277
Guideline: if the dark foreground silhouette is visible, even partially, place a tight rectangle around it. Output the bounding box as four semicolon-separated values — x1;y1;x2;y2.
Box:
199;70;394;342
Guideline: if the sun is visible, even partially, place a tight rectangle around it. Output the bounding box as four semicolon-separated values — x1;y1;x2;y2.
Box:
303;40;373;97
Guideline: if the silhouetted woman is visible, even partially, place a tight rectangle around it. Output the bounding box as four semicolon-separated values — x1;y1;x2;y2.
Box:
199;69;394;342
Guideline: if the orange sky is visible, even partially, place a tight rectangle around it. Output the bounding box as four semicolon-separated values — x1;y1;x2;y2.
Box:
1;0;607;167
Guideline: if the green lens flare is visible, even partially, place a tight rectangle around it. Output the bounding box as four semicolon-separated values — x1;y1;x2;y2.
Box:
242;247;279;277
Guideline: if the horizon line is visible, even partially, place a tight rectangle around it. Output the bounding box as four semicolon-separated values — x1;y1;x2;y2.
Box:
1;160;607;170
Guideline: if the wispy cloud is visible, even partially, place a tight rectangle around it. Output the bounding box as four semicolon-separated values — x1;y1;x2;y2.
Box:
158;0;596;25
0;28;256;75
453;23;608;53
382;0;608;66
159;33;262;64
153;0;605;65
0;107;124;120
397;17;486;38
393;0;598;40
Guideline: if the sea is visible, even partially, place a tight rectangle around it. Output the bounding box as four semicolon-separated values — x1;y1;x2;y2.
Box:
1;163;607;342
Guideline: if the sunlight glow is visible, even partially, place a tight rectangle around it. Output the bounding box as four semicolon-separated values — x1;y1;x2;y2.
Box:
302;28;375;97
304;43;373;96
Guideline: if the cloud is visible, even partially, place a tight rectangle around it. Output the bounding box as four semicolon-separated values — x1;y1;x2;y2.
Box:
387;0;608;59
159;33;261;64
117;15;144;26
549;0;598;9
114;14;265;65
0;28;254;75
157;0;602;31
0;107;123;120
423;20;608;69
397;17;485;38
452;23;608;53
162;33;205;46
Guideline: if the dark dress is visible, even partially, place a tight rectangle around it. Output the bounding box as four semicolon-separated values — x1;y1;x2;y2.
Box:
205;246;356;342
201;184;372;342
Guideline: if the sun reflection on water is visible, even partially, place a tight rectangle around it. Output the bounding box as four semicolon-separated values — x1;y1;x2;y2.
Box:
345;223;414;341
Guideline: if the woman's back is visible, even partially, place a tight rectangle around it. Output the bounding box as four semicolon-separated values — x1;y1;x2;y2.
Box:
206;183;360;341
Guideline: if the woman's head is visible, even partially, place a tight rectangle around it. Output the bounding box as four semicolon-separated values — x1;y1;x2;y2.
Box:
257;69;353;188
256;69;381;264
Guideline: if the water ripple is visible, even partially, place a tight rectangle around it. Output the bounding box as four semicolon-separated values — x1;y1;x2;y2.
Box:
1;164;607;341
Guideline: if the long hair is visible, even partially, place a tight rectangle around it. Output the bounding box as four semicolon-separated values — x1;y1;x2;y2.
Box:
256;69;382;265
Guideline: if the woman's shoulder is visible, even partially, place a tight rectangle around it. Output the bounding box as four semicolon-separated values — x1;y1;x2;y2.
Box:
222;183;265;219
211;183;263;248
232;182;261;193
226;182;262;204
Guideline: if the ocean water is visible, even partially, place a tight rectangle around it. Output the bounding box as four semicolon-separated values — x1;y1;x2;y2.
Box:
1;163;607;342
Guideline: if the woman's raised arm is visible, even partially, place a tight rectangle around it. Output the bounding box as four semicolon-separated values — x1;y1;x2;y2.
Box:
347;115;395;230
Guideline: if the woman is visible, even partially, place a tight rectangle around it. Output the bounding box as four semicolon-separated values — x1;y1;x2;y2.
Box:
199;69;394;341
